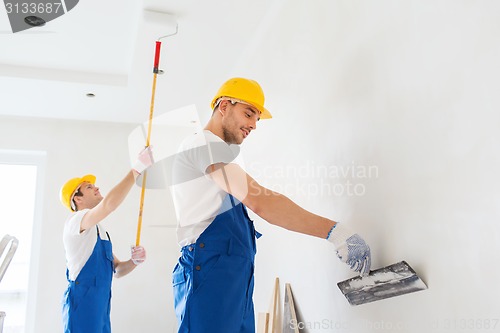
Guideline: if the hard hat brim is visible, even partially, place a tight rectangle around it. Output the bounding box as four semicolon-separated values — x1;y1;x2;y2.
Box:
211;96;272;119
242;99;272;119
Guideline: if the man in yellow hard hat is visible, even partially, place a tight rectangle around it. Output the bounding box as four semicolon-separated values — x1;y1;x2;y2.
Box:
170;78;371;332
60;147;153;333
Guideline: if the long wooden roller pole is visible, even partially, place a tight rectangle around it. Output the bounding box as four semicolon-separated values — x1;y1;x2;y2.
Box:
135;40;162;246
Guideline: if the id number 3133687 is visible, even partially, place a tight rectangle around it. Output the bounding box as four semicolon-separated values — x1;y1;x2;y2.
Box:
5;2;63;14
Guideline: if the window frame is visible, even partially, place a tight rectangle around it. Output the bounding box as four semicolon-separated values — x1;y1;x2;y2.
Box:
0;149;46;333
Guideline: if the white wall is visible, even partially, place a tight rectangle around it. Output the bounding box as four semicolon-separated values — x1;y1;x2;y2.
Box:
2;1;500;332
239;1;500;332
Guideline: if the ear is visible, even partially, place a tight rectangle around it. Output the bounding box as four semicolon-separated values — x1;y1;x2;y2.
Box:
218;99;230;116
73;195;83;207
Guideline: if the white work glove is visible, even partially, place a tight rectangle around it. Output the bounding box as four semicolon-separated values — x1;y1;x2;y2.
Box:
131;245;146;265
132;146;154;175
327;223;371;276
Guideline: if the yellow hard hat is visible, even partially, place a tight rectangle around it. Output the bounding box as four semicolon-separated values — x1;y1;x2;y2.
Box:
59;174;96;211
210;77;272;119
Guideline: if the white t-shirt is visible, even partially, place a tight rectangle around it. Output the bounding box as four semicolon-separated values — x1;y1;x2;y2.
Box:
171;130;243;246
63;209;109;281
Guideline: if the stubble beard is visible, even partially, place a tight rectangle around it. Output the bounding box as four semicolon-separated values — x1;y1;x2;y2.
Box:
222;125;242;145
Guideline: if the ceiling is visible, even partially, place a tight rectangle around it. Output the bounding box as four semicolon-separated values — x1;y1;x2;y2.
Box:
0;0;277;124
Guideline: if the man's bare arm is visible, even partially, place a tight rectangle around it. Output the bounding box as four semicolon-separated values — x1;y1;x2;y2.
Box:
80;171;137;232
208;163;335;238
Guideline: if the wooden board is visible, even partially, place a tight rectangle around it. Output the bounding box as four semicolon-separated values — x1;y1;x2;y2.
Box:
283;283;299;333
257;312;269;333
267;277;280;333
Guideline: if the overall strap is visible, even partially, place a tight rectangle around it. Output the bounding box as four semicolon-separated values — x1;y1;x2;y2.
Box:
95;225;111;241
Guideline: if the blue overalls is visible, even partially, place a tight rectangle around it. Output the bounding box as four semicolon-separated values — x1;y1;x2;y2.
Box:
173;194;260;333
62;226;114;333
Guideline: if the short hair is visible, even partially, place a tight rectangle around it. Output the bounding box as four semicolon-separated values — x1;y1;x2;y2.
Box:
72;188;83;211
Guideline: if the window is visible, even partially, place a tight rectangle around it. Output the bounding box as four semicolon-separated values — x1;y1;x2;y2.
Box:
0;151;45;333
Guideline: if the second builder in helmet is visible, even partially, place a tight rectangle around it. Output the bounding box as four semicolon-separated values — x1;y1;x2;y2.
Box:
59;147;153;333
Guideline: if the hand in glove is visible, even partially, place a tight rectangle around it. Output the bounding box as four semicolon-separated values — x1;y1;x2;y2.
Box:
131;245;146;265
327;223;371;276
133;146;154;175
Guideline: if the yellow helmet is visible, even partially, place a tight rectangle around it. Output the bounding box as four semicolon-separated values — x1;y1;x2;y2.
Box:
210;77;272;119
59;174;96;211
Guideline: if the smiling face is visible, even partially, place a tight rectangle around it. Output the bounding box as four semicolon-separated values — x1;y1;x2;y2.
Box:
72;181;103;211
219;99;260;145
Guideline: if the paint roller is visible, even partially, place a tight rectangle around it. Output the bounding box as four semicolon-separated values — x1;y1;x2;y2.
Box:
135;9;178;246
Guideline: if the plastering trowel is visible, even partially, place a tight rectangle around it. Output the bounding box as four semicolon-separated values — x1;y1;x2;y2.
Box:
337;261;427;306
